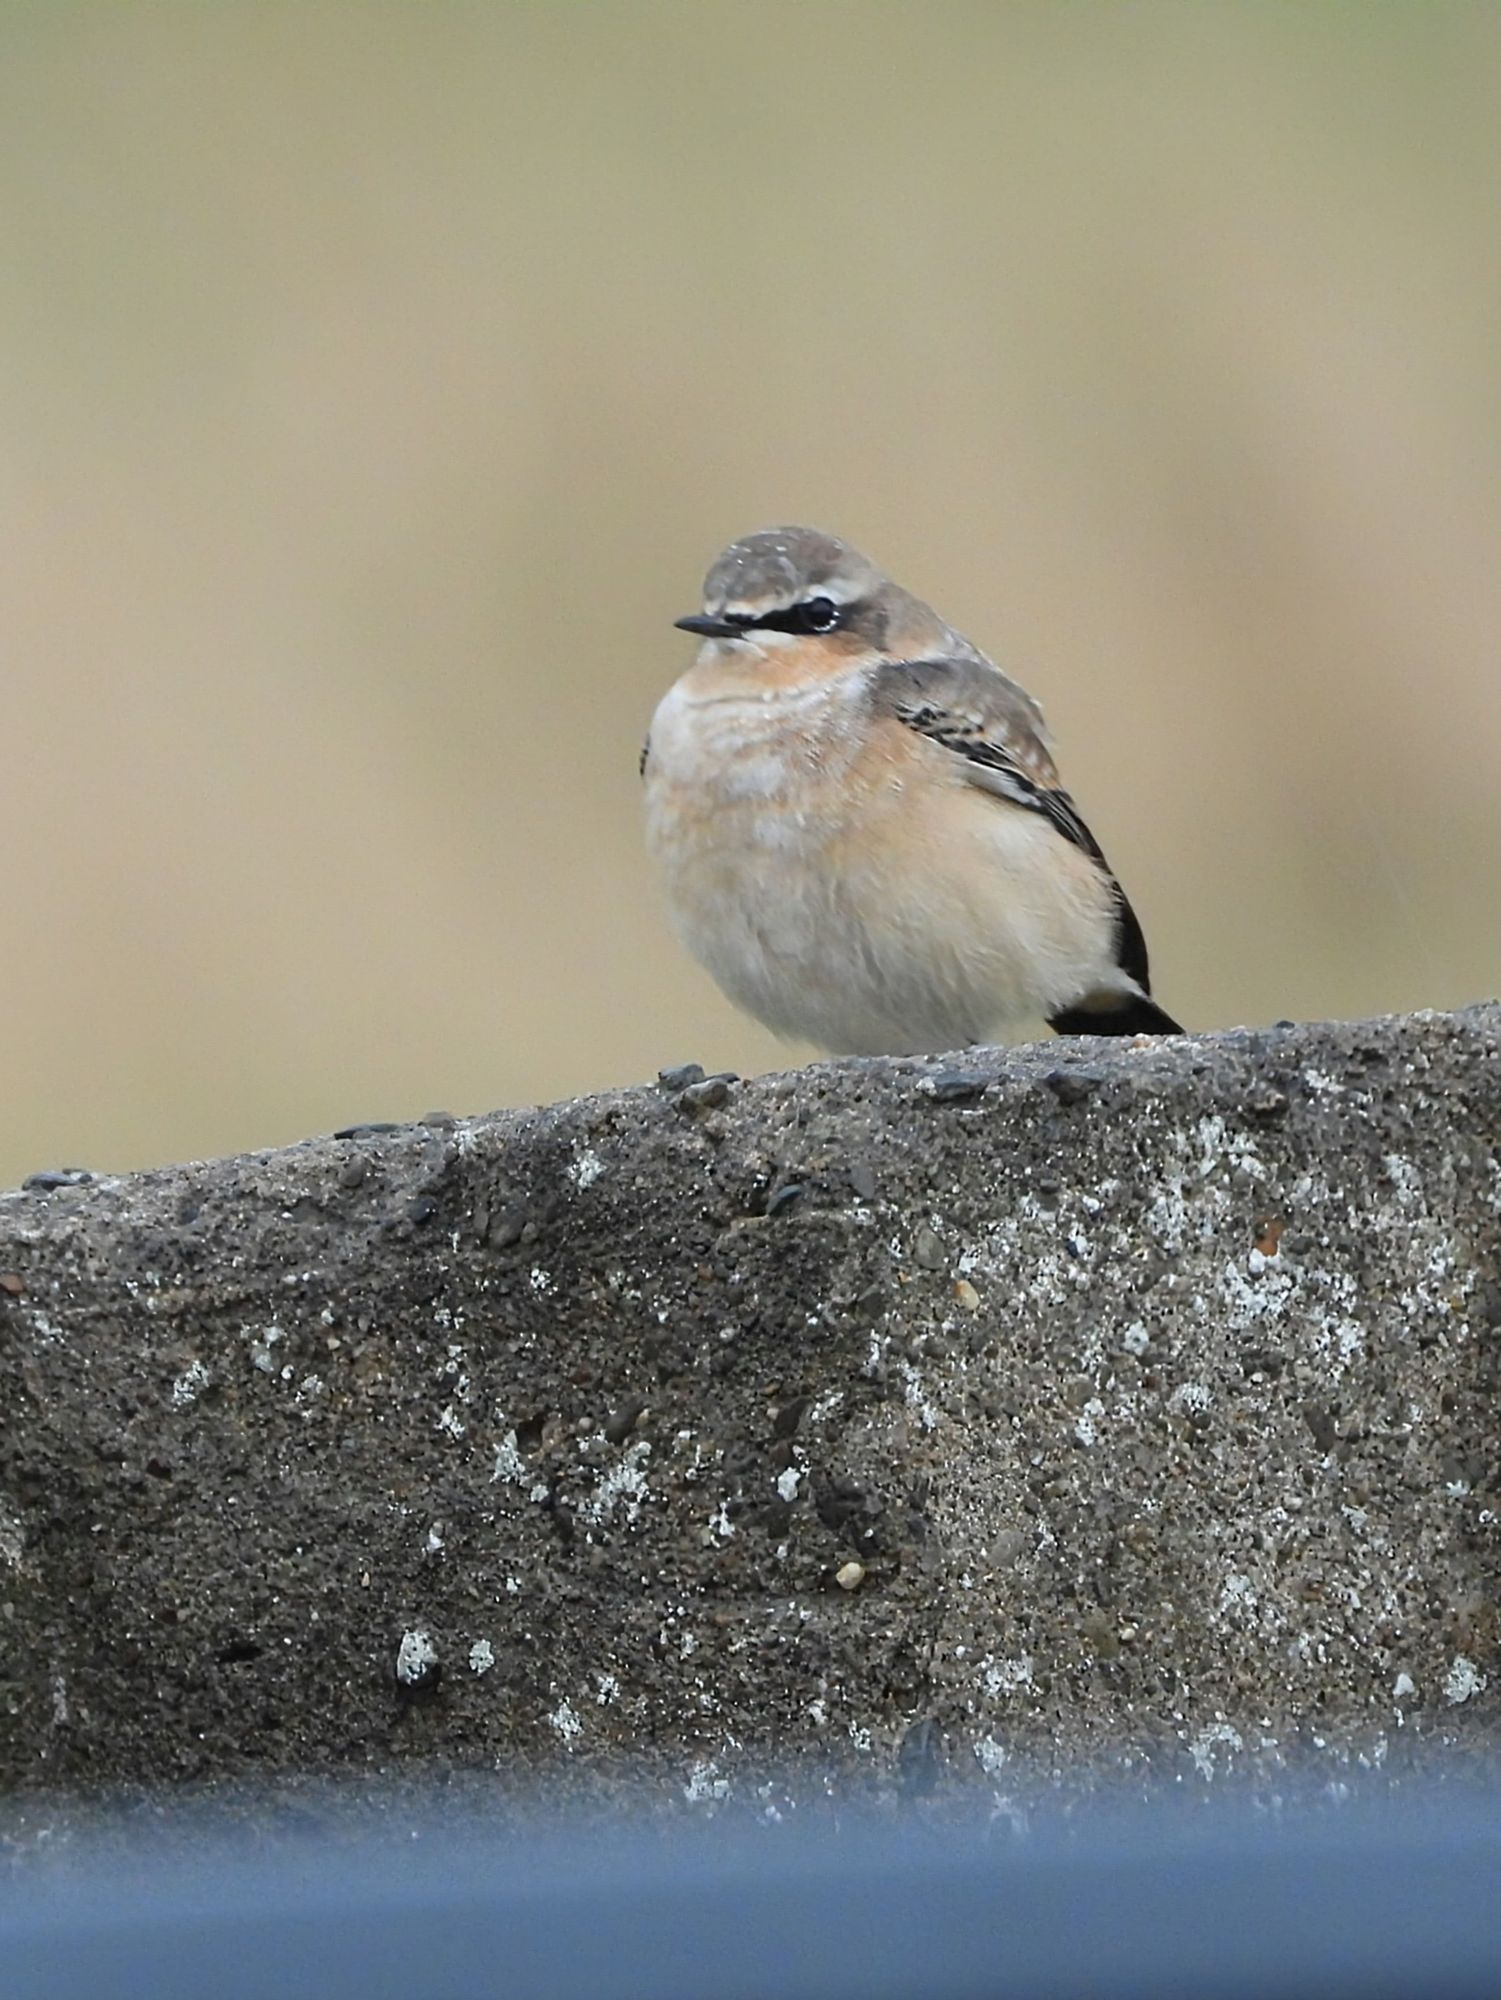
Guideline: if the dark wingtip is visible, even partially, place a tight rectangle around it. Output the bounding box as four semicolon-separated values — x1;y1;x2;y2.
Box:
1049;997;1185;1038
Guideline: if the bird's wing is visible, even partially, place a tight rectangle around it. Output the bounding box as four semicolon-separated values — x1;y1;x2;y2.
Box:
871;655;1101;857
870;653;1151;991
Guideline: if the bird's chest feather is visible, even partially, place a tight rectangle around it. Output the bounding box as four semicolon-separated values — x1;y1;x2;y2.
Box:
642;678;887;992
644;681;863;863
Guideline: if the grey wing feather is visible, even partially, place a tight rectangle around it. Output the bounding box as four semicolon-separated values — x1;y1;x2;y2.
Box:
870;655;1104;862
871;653;1153;992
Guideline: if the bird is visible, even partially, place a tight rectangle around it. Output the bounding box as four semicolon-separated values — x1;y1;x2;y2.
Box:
641;525;1182;1057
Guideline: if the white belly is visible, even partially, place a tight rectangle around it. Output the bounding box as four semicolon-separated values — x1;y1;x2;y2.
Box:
643;677;1121;1055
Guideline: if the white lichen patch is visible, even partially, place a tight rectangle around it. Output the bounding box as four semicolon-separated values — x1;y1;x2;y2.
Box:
974;1736;1008;1779
1140;1120;1265;1257
244;1321;285;1374
1187;1719;1244;1779
492;1432;526;1483
0;1505;24;1569
492;1429;550;1504
897;1361;940;1431
1211;1192;1398;1374
984;1656;1034;1698
1073;1398;1105;1447
1444;1656;1487;1705
547;1700;583;1742
683;1759;730;1804
438;1344;472;1398
1195;1115;1266;1182
1217;1573;1260;1620
1383;1154;1423;1205
566;1147;606;1189
582;1438;651;1528
171;1359;210;1408
1167;1381;1211;1416
468;1639;495;1675
294;1373;326;1413
1303;1070;1345;1097
951;1100;1437;1406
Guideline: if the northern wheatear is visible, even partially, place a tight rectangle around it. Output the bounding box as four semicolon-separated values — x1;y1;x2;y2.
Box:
642;526;1182;1055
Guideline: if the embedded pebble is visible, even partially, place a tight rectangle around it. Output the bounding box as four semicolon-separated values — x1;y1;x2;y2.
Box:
920;1070;988;1104
1044;1070;1101;1106
912;1225;945;1271
657;1063;705;1093
680;1076;736;1113
21;1169;95;1193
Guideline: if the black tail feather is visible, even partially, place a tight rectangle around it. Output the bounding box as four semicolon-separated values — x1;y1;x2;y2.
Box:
1048;995;1184;1038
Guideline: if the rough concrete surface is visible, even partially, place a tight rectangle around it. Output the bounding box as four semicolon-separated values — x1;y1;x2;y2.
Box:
1;1008;1498;1830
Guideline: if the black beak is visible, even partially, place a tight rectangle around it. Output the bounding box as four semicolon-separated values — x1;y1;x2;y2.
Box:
674;613;746;639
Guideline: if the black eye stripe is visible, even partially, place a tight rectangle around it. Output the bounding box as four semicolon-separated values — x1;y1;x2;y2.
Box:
748;596;843;636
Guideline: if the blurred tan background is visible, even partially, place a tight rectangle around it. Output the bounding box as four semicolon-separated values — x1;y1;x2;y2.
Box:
2;4;1498;1184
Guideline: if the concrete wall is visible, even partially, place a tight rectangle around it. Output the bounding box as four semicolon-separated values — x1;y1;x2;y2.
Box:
2;1008;1498;1821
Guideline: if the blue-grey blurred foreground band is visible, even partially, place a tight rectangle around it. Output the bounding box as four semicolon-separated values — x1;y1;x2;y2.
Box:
5;1793;1501;2000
